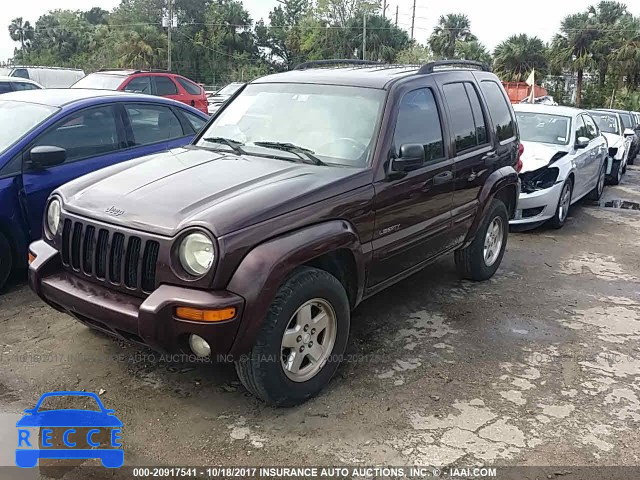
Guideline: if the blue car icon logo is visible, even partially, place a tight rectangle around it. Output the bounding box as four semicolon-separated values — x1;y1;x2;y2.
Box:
15;391;123;468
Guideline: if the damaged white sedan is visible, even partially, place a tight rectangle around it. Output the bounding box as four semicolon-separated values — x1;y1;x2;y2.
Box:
588;110;632;185
511;104;607;229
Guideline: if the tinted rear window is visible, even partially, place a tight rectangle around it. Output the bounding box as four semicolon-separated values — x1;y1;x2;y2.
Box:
480;81;516;142
72;73;127;90
176;77;202;95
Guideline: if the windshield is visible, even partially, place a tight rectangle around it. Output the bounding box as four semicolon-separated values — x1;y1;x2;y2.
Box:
196;83;386;167
72;73;127;90
0;101;58;154
217;83;243;96
589;112;619;134
516;112;571;146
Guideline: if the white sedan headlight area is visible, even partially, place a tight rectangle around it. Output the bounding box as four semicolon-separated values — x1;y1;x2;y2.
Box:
179;232;215;276
45;198;61;240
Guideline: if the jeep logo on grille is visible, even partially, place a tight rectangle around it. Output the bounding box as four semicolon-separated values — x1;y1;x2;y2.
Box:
105;206;125;217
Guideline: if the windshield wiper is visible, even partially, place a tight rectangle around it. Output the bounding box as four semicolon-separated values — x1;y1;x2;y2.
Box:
201;137;246;155
252;141;326;166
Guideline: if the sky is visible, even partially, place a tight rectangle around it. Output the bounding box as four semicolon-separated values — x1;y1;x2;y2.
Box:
2;0;640;65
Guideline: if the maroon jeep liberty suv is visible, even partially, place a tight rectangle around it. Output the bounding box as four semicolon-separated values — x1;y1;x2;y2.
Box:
29;60;521;406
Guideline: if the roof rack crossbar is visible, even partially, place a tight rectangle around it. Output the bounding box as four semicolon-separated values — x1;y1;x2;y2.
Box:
418;60;490;74
294;59;384;70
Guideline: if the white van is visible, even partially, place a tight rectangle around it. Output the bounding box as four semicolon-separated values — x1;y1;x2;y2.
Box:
0;66;85;88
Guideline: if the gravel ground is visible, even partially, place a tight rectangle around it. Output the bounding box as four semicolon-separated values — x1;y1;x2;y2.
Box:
1;163;640;479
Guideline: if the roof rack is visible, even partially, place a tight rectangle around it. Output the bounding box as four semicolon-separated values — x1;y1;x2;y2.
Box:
294;59;384;71
418;60;490;74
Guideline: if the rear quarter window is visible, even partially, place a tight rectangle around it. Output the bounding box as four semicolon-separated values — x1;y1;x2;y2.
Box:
480;81;516;142
176;77;202;96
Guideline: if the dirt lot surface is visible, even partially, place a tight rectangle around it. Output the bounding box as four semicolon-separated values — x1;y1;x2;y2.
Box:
2;164;640;479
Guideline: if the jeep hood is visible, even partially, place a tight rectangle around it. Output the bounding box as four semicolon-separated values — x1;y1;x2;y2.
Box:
58;147;368;237
519;141;571;173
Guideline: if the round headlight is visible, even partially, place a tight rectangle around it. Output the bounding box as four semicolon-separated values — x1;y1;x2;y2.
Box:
179;232;214;276
46;198;61;239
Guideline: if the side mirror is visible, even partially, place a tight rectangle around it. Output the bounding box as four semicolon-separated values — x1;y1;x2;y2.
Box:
575;137;590;149
28;146;66;170
391;144;425;172
623;128;635;137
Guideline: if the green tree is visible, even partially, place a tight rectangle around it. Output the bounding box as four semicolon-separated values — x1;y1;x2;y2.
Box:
395;44;432;64
455;39;491;65
429;14;476;59
256;0;310;69
550;12;598;107
493;34;548;82
8;17;34;49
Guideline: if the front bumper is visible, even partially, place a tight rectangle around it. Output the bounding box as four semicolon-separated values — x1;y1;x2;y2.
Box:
28;240;245;356
509;180;565;225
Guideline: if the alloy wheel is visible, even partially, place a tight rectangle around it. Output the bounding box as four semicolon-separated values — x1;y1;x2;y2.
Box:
281;299;337;383
483;216;503;267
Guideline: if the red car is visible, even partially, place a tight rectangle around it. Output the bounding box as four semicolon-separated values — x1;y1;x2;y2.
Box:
72;70;209;115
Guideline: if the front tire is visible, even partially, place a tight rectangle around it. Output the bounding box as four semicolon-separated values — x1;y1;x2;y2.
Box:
235;267;350;406
587;160;606;200
0;232;13;291
609;159;622;185
549;178;573;229
455;198;508;281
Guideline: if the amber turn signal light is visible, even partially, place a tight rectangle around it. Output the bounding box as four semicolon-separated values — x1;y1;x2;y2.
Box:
175;307;236;322
28;252;36;265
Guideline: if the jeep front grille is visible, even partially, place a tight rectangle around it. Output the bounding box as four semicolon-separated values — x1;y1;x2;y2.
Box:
61;218;159;294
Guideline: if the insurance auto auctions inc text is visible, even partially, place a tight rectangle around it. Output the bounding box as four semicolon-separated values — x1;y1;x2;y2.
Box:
208;466;498;478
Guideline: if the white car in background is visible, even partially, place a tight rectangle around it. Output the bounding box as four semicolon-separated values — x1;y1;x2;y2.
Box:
512;104;607;229
0;66;84;88
588;110;631;185
0;76;43;94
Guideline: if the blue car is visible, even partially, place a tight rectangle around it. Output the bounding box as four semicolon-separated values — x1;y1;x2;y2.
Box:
15;391;124;468
0;89;208;289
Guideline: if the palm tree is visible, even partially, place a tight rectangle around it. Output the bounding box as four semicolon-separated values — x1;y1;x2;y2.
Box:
455;39;491;65
8;17;34;49
429;14;476;59
590;1;630;86
550;12;597;107
493;34;548;82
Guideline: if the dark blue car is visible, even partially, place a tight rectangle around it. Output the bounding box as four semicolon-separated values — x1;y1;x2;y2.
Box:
16;391;124;468
0;89;208;289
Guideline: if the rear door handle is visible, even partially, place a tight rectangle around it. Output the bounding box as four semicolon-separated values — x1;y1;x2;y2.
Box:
433;171;453;185
482;152;499;166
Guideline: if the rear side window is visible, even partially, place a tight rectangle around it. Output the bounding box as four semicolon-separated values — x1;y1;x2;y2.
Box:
155;76;178;96
480;81;516;142
12;82;39;91
124;104;185;145
393;88;444;163
34;106;121;163
176;77;202;95
182;111;206;132
443;82;488;152
124;76;152;94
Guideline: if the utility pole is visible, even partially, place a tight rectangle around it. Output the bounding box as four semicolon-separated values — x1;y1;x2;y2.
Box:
167;0;173;71
411;0;416;40
382;0;387;19
395;5;399;26
362;13;367;61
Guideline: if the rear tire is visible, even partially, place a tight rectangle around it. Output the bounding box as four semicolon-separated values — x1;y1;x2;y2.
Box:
609;160;622;185
455;198;508;281
0;232;12;291
549;178;573;229
235;267;350;406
